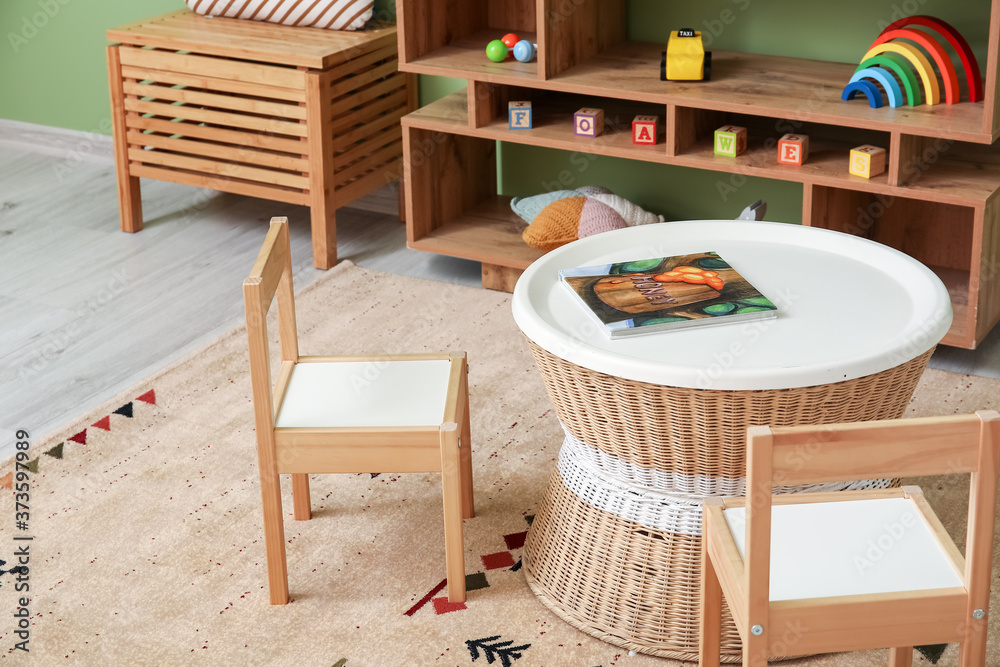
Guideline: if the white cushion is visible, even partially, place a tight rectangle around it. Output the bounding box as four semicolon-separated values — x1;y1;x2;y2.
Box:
275;359;453;428
724;496;964;601
187;0;374;31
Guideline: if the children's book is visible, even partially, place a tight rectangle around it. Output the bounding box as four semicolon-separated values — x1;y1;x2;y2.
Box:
559;251;777;338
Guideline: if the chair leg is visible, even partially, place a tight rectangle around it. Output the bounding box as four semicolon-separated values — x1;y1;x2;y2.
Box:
888;647;913;667
440;424;466;603
460;387;475;520
959;629;989;667
291;473;312;521
699;533;723;667
958;605;989;667
743;636;769;667
258;465;289;605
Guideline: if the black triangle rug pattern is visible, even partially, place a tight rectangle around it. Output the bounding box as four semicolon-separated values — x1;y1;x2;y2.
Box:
916;644;948;663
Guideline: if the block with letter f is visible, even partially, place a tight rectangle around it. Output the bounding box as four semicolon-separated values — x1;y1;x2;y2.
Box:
509;101;532;130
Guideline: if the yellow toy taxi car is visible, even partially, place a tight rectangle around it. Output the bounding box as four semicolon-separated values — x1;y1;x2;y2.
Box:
660;29;711;81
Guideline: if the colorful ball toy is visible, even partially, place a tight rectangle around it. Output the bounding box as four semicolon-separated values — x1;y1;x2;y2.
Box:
501;33;520;50
513;40;536;63
486;39;508;63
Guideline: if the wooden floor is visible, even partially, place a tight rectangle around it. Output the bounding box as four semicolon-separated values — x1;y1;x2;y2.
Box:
1;120;998;461
0;121;481;460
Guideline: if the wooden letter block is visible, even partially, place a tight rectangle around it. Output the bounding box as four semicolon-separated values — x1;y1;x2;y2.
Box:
575;108;604;137
632;115;658;145
509;101;532;130
849;144;887;178
714;125;747;157
777;133;808;165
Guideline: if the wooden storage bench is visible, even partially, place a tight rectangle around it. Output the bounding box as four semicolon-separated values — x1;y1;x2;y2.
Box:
107;9;413;269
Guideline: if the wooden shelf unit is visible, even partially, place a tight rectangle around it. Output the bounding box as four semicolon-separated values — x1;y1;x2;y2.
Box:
397;0;1000;349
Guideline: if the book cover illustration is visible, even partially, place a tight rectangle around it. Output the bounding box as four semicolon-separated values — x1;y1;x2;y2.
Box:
559;251;777;337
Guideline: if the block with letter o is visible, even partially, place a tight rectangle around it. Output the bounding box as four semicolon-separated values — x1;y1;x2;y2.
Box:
574;108;604;137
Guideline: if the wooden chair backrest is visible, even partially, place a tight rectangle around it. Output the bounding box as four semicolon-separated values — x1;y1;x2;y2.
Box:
742;411;1000;624
243;218;300;432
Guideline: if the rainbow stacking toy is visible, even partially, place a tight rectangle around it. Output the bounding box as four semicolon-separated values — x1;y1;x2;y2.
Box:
842;15;982;108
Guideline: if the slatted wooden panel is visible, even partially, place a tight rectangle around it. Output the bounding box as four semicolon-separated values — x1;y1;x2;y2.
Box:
118;45;312;205
325;42;410;205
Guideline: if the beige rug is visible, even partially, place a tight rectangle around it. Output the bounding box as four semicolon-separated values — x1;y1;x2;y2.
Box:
1;261;997;666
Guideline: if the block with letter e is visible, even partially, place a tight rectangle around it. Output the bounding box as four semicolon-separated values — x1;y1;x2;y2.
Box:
632;115;658;145
574;108;604;137
777;133;808;165
508;101;532;130
714;125;746;157
849;144;886;178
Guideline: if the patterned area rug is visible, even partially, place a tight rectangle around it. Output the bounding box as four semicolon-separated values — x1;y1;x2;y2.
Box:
0;261;997;666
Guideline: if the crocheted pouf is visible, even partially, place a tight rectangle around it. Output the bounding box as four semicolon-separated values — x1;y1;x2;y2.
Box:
522;197;627;251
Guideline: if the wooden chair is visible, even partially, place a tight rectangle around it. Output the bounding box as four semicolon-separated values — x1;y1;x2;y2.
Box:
700;411;1000;666
243;217;474;605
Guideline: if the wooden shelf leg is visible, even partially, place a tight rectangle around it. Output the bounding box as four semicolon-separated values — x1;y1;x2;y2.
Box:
397;177;406;224
309;205;337;270
107;44;143;233
307;70;337;270
117;176;143;233
481;263;523;292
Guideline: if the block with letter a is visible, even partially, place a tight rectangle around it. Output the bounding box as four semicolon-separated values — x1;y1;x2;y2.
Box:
632;115;658;145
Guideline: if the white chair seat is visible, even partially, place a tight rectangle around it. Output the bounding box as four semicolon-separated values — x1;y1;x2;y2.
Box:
275;359;453;428
724;496;963;601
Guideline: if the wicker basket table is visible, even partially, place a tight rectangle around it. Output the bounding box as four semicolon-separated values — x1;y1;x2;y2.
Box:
107;10;412;270
510;221;952;662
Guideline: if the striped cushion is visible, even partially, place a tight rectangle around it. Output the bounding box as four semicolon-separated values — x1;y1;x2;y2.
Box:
187;0;374;31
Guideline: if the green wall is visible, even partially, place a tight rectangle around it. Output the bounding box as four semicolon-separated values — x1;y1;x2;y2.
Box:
3;1;184;133
0;0;396;132
1;0;992;222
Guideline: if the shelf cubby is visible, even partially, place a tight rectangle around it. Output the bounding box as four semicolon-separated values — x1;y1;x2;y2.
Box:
807;185;980;347
397;0;539;82
403;118;544;291
671;111;894;186
469;84;668;156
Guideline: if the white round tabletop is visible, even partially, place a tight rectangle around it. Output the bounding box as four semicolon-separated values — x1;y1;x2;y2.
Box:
511;221;952;390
